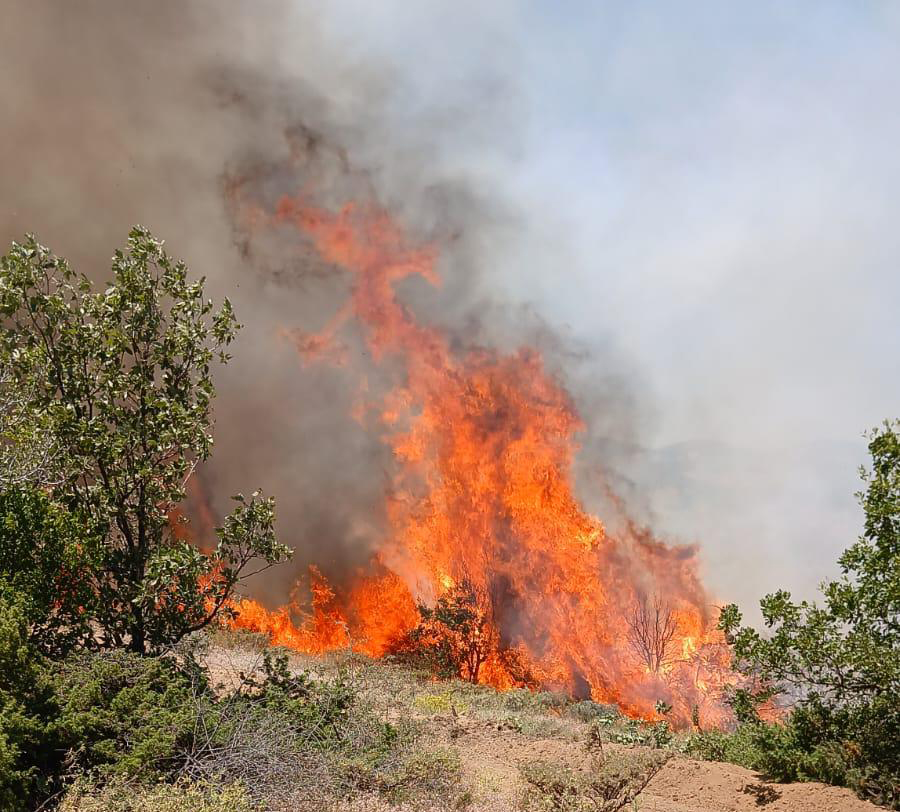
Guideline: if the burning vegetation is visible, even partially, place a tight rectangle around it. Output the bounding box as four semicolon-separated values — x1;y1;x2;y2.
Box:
217;159;738;728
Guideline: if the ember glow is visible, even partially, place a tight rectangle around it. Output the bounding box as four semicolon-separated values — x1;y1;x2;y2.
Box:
224;189;737;727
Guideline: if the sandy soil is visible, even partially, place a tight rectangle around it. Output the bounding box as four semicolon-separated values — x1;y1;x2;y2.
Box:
203;641;883;812
438;715;880;812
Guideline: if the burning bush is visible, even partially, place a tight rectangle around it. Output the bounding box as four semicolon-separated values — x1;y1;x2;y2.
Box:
393;579;533;687
222;183;735;723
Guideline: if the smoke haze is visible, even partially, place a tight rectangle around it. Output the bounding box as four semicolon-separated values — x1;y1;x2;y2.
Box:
2;1;898;620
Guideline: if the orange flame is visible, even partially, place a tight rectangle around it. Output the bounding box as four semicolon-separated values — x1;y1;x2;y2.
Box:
222;191;739;727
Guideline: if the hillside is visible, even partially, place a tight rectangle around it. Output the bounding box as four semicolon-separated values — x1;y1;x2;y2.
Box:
193;631;880;812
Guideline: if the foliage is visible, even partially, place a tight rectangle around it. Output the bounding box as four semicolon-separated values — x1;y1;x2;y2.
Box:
715;419;900;807
0;486;99;656
396;578;536;686
376;746;466;807
588;715;672;749
568;701;620;724
227;649;358;747
0;229;290;653
397;579;495;682
684;699;900;807
58;778;258;812
519;751;669;812
682;725;766;770
52;650;199;780
720;420;899;704
0;596;61;812
0;362;58;488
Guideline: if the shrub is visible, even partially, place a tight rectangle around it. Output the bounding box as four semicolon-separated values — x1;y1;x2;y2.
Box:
377;746;466;807
0;596;61;811
569;701;620;724
684;698;900;808
586;715;672;749
507;689;569;712
683;726;764;770
58;778;258;812
519;751;669;811
718;419;900;807
0;486;99;656
52;650;198;780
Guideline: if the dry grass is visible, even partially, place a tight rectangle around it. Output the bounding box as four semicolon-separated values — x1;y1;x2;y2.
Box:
58;778;257;812
63;628;664;812
518;750;670;812
171;629;470;811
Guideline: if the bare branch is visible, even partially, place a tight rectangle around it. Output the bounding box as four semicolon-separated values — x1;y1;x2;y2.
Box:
626;594;678;673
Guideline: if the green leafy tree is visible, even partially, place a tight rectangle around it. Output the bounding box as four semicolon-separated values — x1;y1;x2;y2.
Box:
719;419;900;806
720;419;899;703
399;580;496;683
0;229;291;653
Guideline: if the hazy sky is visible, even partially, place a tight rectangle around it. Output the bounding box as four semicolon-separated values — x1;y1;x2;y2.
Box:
304;1;900;607
2;1;898;617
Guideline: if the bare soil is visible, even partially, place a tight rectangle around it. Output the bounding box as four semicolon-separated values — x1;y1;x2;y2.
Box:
203;638;883;812
424;713;878;812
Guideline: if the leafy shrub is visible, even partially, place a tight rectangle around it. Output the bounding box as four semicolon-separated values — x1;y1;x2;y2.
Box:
685;698;900;808
506;689;569;712
0;596;61;811
569;701;620;724
52;650;198;780
0;486;99;656
682;725;764;769
587;715;672;749
58;778;258;812
182;648;437;809
753;698;900;807
717;420;900;807
519;751;669;811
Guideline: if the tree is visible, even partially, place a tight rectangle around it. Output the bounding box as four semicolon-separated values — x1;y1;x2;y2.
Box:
0;362;58;489
0;228;291;653
719;420;900;807
0;486;99;657
720;420;900;703
401;580;496;683
626;594;678;673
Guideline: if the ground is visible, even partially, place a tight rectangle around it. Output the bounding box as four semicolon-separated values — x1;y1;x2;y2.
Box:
202;631;881;812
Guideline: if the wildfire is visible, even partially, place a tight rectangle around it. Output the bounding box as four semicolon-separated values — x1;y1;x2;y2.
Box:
222;183;738;728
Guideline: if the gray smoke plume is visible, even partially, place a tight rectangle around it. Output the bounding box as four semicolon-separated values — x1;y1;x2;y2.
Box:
0;1;645;609
3;2;897;619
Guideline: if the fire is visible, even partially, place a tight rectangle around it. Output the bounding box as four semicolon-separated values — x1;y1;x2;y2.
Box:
222;184;739;727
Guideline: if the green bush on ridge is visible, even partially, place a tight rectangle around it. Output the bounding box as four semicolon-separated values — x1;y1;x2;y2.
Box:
697;420;900;808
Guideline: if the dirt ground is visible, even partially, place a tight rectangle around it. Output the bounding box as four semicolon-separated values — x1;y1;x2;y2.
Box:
427;714;878;812
203;639;883;812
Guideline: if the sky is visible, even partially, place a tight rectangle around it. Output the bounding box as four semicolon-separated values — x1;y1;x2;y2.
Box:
1;1;898;617
303;1;900;607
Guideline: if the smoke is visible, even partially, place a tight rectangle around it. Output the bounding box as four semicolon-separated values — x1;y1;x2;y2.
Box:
0;1;638;608
2;2;897;619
